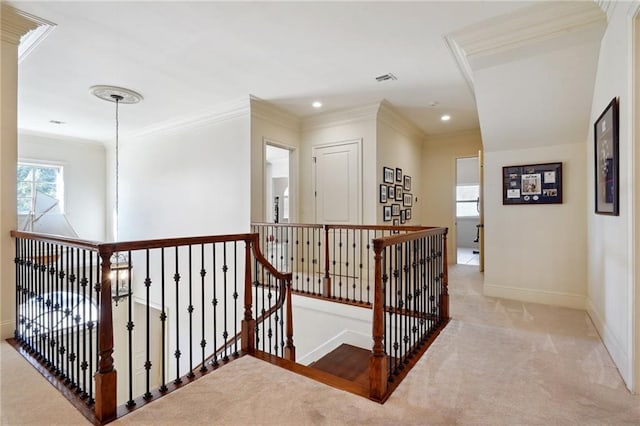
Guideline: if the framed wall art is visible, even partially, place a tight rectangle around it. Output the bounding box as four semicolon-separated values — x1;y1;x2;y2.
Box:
388;185;395;200
502;162;563;205
395;168;403;182
395;185;403;201
594;97;619;215
383;167;394;184
403;175;411;191
379;184;387;203
383;205;392;222
392;203;400;216
403;193;412;207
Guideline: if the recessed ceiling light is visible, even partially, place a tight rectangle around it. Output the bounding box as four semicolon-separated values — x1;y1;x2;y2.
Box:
441;115;451;121
312;101;323;108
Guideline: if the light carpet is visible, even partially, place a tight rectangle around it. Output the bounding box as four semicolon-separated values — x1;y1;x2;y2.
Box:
2;265;639;425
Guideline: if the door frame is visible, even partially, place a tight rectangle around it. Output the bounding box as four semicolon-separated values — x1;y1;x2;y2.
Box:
453;155;481;267
264;138;298;223
311;139;362;225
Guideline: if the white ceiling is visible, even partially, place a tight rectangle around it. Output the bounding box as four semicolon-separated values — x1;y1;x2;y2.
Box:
11;1;541;143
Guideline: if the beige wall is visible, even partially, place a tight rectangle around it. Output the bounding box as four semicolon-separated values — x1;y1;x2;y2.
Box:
300;105;378;224
376;103;424;225
484;142;587;309
250;98;300;223
586;3;639;390
421;130;482;263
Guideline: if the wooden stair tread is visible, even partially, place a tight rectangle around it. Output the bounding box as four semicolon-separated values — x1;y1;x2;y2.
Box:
308;343;371;387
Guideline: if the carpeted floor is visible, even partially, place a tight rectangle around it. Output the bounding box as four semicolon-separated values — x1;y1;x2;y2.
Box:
2;265;639;425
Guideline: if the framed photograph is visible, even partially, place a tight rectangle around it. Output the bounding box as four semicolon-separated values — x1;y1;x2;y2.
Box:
395;168;402;182
403;193;412;207
594;97;619;215
400;210;406;224
405;208;412;220
388;185;395;200
502;162;563;205
383;167;394;184
393;218;399;226
379;184;387;203
383;205;392;222
392;203;401;216
395;185;403;201
403;175;411;191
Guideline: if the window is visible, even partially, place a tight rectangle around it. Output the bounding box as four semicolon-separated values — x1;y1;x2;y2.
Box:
17;162;64;214
456;184;480;218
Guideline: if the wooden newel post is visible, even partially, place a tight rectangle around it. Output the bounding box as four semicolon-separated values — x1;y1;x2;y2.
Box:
441;230;449;321
241;239;256;354
369;241;388;401
322;225;331;298
284;275;296;361
95;248;117;423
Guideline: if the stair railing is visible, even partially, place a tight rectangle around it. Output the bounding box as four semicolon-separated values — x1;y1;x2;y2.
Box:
10;230;292;424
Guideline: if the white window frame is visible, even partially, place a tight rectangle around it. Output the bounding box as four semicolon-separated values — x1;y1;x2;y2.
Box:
17;161;65;215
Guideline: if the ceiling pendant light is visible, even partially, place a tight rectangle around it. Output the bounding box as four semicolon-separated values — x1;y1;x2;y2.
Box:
90;85;143;305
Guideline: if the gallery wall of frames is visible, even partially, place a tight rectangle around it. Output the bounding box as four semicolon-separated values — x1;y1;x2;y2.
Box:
380;166;413;225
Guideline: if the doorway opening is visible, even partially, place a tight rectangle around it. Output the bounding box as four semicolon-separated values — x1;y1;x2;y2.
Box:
455;157;480;266
265;144;291;223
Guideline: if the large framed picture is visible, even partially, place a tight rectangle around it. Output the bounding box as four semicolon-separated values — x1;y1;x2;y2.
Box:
594;97;619;215
502;162;563;205
383;205;392;222
379;184;387;203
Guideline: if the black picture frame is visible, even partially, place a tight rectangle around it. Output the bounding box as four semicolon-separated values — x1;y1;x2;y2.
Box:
403;193;412;207
391;203;400;216
395;185;403;201
383;167;394;184
393;218;399;227
594;97;619;215
388;185;395;200
502;162;563;205
379;184;387;203
395;168;402;182
405;208;412;220
403;175;411;191
383;205;392;221
400;210;406;224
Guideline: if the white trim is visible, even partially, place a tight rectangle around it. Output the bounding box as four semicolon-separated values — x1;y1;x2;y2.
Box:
1;319;15;340
1;4;40;45
443;33;476;95
19;129;106;148
484;284;586;310
127;96;250;140
302;102;380;131
587;298;633;387
296;329;371;366
250;96;300;131
377;100;426;140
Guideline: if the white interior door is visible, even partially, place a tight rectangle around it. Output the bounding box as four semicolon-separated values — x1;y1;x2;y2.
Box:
312;141;361;224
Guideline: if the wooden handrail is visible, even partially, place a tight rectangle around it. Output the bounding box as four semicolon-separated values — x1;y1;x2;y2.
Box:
10;230;101;251
372;227;448;250
251;222;324;230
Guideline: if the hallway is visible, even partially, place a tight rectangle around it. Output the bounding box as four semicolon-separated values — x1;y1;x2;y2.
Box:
2;265;639;424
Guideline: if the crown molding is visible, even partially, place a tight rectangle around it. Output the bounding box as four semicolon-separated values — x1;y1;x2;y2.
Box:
424;128;482;145
19;129;105;149
127;96;251;140
249;96;300;131
446;2;606;77
301;102;381;131
1;4;41;45
377;100;426;141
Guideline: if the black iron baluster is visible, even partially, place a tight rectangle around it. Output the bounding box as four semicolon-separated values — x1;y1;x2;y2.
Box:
199;244;207;373
306;227;311;293
126;250;135;408
233;241;239;358
143;249;152;401
294;227;300;291
212;244;218;367
261;265;266;352
393;242;400;376
404;241;411;363
71;247;79;389
383;246;391;382
13;238;19;343
159;248;168;393
174;246;182;385
254;256;260;351
268;271;274;355
63;247;70;383
366;231;371;305
222;243;229;362
339;230;343;300
187;245;195;378
279;277;285;356
87;249;95;405
80;249;88;399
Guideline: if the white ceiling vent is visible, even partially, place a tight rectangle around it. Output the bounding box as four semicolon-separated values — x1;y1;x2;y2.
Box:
375;73;397;82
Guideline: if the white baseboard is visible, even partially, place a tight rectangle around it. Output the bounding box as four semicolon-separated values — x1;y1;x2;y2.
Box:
1;319;15;340
586;298;633;389
484;284;586;310
297;329;371;366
